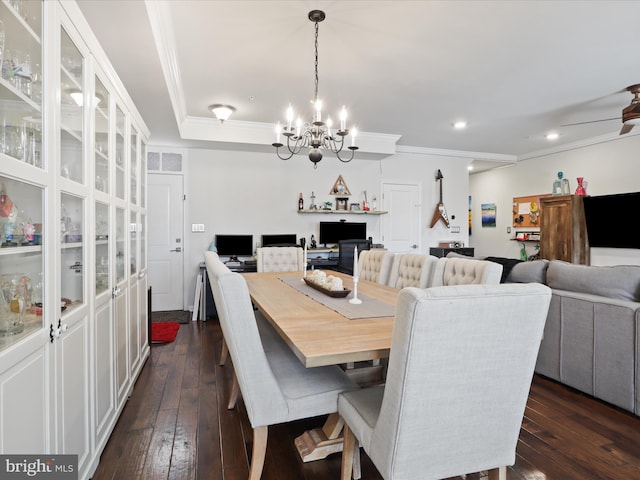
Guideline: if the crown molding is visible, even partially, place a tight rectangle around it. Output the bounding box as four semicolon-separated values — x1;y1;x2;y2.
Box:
145;0;187;125
395;144;517;162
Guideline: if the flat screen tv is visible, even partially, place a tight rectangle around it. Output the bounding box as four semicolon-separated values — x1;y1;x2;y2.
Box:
319;221;366;247
583;192;640;249
215;234;254;259
261;233;297;247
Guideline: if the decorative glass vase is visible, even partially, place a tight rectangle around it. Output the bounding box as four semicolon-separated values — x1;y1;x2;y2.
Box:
0;274;31;336
575;177;587;196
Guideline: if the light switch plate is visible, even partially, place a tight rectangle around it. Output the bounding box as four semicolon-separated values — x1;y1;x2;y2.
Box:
450;225;460;233
191;223;205;232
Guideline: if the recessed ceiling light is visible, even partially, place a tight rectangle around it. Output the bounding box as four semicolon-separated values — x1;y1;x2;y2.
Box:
453;121;467;130
545;132;559;141
468;165;474;171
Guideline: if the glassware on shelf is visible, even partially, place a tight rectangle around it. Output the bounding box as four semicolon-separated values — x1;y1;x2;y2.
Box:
575;177;588;196
0;20;5;68
0;273;31;336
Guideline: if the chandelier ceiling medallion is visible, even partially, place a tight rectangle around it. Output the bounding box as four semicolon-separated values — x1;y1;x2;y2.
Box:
272;10;358;168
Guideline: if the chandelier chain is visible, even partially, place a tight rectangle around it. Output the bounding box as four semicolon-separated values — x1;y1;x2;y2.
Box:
314;20;319;102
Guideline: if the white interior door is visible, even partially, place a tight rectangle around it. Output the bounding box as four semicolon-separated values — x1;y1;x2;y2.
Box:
381;182;421;252
148;173;184;311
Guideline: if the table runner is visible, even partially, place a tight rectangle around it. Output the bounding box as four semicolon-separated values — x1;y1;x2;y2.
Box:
278;275;396;320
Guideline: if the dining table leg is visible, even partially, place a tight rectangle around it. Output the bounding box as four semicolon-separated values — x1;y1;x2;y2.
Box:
293;412;345;462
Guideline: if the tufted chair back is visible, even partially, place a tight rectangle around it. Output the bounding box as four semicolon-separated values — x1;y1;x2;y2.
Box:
431;257;503;287
257;246;305;273
357;249;395;284
387;253;438;289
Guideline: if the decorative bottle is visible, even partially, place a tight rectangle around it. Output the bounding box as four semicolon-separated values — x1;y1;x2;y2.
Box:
298;193;304;210
552;172;564;195
575;177;588;196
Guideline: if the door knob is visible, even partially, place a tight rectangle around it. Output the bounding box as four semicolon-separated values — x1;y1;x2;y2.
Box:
170;247;182;252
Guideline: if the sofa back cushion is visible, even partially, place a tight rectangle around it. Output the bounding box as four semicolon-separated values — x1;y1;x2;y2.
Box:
546;260;640;302
506;259;549;284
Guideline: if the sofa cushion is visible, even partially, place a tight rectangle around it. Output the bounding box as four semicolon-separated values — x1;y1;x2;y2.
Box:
506;259;549;284
485;256;523;283
546;260;640;302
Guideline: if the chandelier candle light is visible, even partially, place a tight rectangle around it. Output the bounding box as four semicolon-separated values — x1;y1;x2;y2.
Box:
273;10;359;168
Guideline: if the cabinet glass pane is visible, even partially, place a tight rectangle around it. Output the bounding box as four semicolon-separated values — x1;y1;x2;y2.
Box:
0;175;44;351
140;141;146;208
60;28;83;183
0;0;43;168
94;77;109;193
95;201;109;295
130;211;136;276
61;193;84;312
115;207;125;282
115;106;125;200
140;213;146;270
130;126;137;205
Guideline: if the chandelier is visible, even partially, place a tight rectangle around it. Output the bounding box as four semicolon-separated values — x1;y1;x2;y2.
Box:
272;10;358;168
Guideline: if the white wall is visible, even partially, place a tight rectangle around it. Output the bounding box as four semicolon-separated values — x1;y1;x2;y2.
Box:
174;146;472;309
469;134;640;266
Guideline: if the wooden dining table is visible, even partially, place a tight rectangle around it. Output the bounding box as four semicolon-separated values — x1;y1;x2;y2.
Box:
242;270;400;462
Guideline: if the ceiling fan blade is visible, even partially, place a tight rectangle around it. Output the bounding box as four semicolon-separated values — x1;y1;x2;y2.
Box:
620;123;634;135
561;117;620;127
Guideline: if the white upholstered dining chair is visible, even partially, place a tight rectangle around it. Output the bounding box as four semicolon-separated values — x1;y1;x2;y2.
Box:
204;252;358;480
357;249;394;284
430;256;503;286
338;283;552;480
387;253;438;288
256;246;305;272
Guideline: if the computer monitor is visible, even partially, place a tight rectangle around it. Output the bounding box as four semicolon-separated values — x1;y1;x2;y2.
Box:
318;221;366;247
261;233;297;247
215;234;254;261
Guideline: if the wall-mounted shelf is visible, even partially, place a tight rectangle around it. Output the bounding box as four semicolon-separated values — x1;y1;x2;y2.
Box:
298;209;387;215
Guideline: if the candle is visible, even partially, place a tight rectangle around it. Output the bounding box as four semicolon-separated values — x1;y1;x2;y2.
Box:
303;243;307;277
275;122;281;143
351;128;357;147
340;106;347;131
353;246;358;278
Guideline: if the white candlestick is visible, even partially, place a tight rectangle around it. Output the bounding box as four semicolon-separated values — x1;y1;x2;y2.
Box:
303;243;307;278
349;277;362;304
353;246;358;277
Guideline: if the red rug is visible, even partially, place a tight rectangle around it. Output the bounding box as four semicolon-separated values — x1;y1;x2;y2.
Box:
151;322;180;344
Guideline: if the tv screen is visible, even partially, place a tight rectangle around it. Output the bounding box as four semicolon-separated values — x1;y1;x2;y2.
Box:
319;222;366;247
261;233;297;247
215;234;254;257
583;192;640;249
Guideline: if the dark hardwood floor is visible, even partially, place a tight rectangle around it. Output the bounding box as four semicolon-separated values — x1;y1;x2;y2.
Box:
92;318;640;480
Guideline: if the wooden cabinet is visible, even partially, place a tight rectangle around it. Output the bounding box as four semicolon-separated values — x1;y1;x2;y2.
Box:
539;195;589;264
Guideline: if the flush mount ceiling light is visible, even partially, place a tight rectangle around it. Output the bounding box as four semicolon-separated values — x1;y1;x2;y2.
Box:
272;10;358;168
545;132;559;141
209;104;236;123
453;120;467;129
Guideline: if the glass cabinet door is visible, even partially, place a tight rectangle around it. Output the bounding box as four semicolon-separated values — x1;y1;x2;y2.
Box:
130;211;137;276
59;28;83;183
0;175;44;350
94;77;109;193
0;0;43;168
115;207;125;283
130;126;137;205
60;193;84;313
95;201;109;295
115;106;125;200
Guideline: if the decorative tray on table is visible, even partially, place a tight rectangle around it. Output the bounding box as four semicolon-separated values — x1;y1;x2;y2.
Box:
303;278;351;298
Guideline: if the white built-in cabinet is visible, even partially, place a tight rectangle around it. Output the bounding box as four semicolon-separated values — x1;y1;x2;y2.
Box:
0;2;149;479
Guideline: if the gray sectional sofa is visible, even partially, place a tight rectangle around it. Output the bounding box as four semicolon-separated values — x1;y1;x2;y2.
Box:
506;259;640;416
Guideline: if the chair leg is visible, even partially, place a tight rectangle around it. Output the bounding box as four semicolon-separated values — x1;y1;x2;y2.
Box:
227;372;240;409
488;466;507;480
219;338;228;366
248;426;268;480
341;424;357;480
